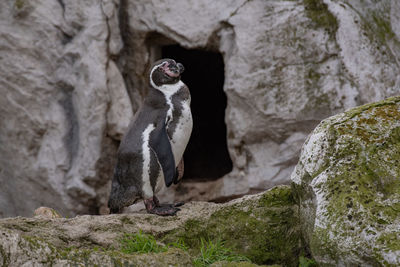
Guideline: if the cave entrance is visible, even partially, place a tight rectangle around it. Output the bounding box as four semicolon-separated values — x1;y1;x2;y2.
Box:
161;45;233;181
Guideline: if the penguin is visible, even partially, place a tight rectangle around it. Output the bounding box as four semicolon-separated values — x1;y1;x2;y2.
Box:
108;58;192;216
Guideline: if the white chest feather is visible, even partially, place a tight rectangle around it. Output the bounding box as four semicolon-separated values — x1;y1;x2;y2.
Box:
151;80;182;118
141;124;155;198
170;99;193;165
151;80;193;166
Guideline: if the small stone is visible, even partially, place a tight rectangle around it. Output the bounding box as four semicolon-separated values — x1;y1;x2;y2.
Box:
34;207;62;219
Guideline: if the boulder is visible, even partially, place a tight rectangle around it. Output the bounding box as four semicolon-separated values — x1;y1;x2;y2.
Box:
0;186;300;266
291;96;400;266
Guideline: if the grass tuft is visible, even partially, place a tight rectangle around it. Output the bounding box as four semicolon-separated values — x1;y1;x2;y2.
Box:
120;230;166;254
166;238;188;251
193;238;250;267
120;231;253;266
299;256;317;267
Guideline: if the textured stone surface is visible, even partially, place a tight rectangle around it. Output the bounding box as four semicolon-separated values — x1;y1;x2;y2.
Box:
0;0;132;217
291;96;400;266
0;186;300;266
34;207;62;219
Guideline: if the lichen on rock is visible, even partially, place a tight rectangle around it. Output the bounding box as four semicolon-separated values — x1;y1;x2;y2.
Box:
291;96;400;266
163;186;301;266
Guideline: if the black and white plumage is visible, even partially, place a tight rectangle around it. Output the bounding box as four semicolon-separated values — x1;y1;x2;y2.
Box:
108;59;192;216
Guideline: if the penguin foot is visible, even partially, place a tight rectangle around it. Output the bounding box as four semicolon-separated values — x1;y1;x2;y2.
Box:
150;205;180;216
144;198;182;216
173;201;185;207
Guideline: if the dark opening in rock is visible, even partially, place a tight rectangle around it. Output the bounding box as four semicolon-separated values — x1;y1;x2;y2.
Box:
162;45;233;180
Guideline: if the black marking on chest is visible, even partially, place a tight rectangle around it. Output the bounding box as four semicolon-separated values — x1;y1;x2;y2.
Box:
167;86;190;138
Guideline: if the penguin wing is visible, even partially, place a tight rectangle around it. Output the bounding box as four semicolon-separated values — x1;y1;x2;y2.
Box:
149;119;176;187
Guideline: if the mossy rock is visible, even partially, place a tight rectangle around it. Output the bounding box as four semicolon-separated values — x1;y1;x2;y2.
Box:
303;0;338;37
0;186;301;266
162;186;301;266
210;261;277;267
291;96;400;266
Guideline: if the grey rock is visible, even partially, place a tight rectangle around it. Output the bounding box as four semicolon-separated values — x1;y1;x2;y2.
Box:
291;96;400;266
0;0;131;217
33;207;62;219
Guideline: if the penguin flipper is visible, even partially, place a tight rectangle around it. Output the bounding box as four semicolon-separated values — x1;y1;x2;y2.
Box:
149;121;176;187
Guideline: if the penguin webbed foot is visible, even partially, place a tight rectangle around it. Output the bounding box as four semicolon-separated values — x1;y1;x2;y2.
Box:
172;201;184;207
144;197;184;216
150;205;180;216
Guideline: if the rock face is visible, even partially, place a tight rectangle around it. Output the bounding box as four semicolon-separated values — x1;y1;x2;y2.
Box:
291;97;400;266
0;186;300;266
0;0;132;217
1;0;400;218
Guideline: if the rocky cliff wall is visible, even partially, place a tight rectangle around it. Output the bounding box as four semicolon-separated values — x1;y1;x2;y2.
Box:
0;0;399;217
0;0;132;217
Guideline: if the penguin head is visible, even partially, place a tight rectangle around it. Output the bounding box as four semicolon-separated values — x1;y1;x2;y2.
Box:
149;59;185;88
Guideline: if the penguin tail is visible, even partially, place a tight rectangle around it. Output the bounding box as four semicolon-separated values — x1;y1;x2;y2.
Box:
108;188;121;213
109;207;121;214
108;178;141;213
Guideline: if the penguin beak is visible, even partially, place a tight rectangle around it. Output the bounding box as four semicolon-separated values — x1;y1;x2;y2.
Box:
177;63;184;74
167;62;184;77
162;61;184;77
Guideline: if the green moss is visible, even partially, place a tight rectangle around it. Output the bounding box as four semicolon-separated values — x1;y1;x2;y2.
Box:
58;246;117;265
163;186;301;266
359;7;397;46
372;12;396;42
211;262;275;267
302;67;332;116
193;238;250;267
302;96;400;264
258;185;294;207
303;0;338;37
120;216;134;225
309;227;338;261
377;233;400;251
43;231;192;266
19;235;59;264
298;256;317;267
166;238;189;251
15;0;24;9
22;235;46;250
0;245;10;267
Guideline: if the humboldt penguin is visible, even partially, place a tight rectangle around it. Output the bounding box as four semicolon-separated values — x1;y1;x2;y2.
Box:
108;58;192;216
